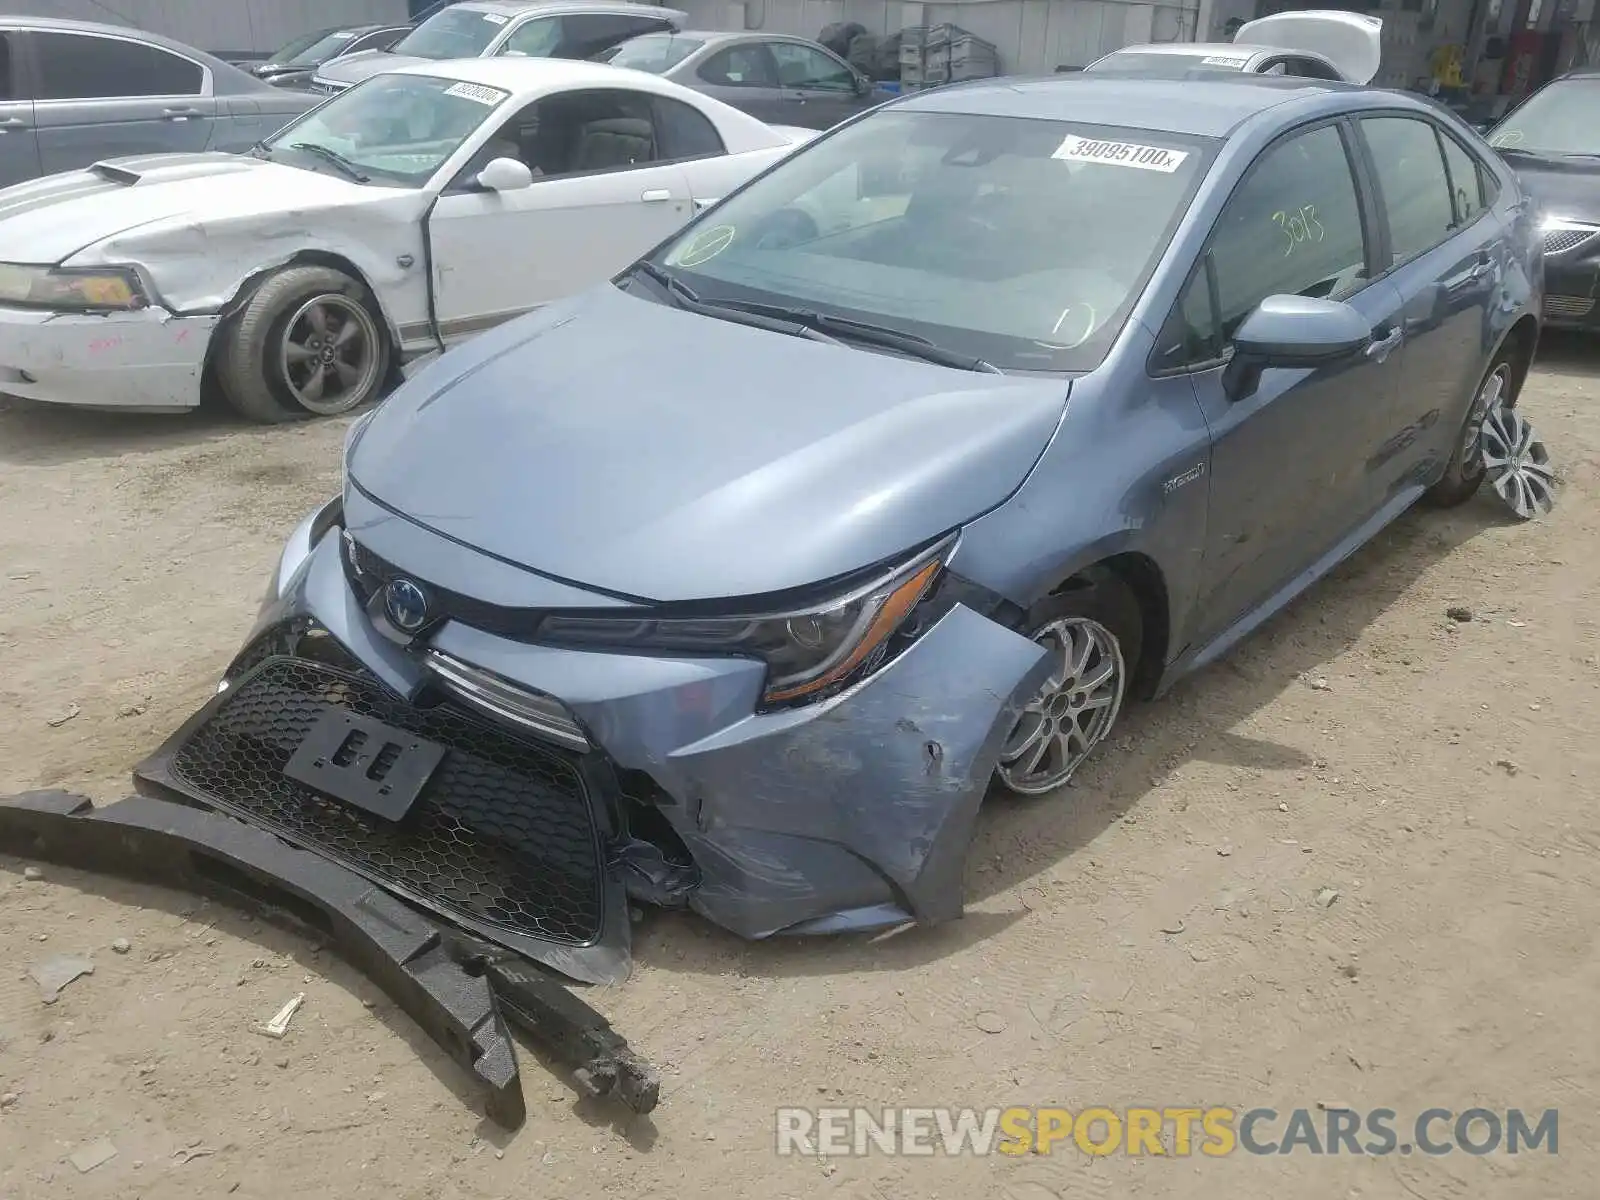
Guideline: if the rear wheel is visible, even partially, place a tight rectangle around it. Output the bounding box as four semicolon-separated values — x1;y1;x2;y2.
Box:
996;577;1142;795
217;265;390;423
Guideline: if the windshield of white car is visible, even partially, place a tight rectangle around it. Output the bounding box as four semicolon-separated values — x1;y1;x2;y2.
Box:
646;110;1214;373
1489;78;1600;156
267;27;339;65
601;34;705;72
391;7;507;59
263;74;510;186
281;29;364;67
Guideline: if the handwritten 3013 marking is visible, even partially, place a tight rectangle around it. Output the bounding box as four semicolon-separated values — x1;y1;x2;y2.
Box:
1272;205;1325;256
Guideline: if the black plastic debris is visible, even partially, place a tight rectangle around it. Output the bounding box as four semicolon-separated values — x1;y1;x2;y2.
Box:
0;790;659;1125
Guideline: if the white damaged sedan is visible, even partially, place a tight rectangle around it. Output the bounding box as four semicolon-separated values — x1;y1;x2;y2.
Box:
0;58;812;420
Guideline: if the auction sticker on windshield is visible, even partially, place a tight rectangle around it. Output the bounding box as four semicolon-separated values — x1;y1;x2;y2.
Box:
443;81;507;105
1052;135;1189;173
1201;54;1249;67
482;12;509;22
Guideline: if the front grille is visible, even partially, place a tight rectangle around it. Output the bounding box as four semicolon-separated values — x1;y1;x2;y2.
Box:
169;656;605;945
1542;226;1598;255
1544;294;1596;319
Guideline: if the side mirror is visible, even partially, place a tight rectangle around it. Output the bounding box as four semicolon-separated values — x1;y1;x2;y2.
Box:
476;156;534;191
1223;294;1372;401
853;71;872;95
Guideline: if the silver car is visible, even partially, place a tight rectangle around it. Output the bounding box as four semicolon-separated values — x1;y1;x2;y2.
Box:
0;16;315;189
310;0;686;94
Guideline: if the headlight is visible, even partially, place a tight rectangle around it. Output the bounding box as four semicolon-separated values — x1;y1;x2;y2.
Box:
0;263;146;310
539;535;956;706
1538;214;1599;236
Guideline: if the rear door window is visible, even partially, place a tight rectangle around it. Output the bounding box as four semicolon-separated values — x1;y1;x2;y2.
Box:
33;31;204;99
652;95;725;159
698;44;778;87
1359;116;1457;267
1439;131;1489;227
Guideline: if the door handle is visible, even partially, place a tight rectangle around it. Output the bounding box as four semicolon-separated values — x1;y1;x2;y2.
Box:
161;106;203;120
1366;325;1404;362
640;188;672;203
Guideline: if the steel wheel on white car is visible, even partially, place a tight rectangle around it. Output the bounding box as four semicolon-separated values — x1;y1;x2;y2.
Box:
217;264;392;424
280;293;382;416
997;577;1141;796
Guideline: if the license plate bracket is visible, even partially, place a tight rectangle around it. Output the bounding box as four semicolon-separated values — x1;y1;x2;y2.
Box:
283;709;446;822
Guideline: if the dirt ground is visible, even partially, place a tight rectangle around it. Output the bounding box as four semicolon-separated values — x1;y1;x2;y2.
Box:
0;338;1596;1200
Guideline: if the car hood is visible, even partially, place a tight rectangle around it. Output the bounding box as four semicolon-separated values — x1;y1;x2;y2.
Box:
316;51;428;86
1498;149;1600;222
348;285;1070;603
0;153;373;264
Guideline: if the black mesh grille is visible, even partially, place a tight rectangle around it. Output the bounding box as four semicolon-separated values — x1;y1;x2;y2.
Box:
170;656;605;945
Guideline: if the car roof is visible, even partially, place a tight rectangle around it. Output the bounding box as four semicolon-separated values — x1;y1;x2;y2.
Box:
391;54;670;91
895;73;1354;139
668;29;816;43
0;14;263;80
453;0;679;13
1104;42;1263;59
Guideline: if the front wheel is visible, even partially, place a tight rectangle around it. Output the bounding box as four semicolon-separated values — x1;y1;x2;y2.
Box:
217;265;391;423
996;577;1142;795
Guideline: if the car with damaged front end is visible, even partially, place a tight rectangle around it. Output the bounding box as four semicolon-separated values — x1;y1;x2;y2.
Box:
0;57;809;420
132;72;1540;984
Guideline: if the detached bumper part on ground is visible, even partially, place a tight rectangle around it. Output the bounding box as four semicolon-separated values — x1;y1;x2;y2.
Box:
0;789;659;1126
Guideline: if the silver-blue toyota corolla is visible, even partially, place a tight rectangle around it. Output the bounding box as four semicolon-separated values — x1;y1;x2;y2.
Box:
135;73;1542;984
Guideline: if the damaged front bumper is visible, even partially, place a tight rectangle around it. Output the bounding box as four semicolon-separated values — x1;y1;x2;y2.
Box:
0;789;659;1127
0;305;216;411
204;499;1052;979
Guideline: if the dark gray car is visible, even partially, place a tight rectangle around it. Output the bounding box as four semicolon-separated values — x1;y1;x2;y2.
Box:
0;16;315;189
601;30;891;129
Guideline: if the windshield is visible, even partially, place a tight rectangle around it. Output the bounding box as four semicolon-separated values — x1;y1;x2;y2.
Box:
601;33;705;72
264;73;509;186
267;27;340;65
391;7;507;59
281;29;365;67
1489;78;1600;156
649;110;1213;372
1088;50;1249;76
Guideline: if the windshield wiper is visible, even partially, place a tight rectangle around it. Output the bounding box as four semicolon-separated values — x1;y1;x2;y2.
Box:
286;142;369;182
709;300;1003;374
628;262;843;346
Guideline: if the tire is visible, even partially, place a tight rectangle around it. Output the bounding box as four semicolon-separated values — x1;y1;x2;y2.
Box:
1423;348;1518;508
996;574;1143;796
217;265;391;424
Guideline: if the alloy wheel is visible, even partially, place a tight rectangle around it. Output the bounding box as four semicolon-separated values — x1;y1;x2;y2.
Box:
1462;363;1507;462
280;293;382;416
1481;403;1555;520
997;616;1126;795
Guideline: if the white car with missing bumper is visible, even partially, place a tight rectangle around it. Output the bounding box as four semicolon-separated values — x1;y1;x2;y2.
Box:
0;58;813;421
